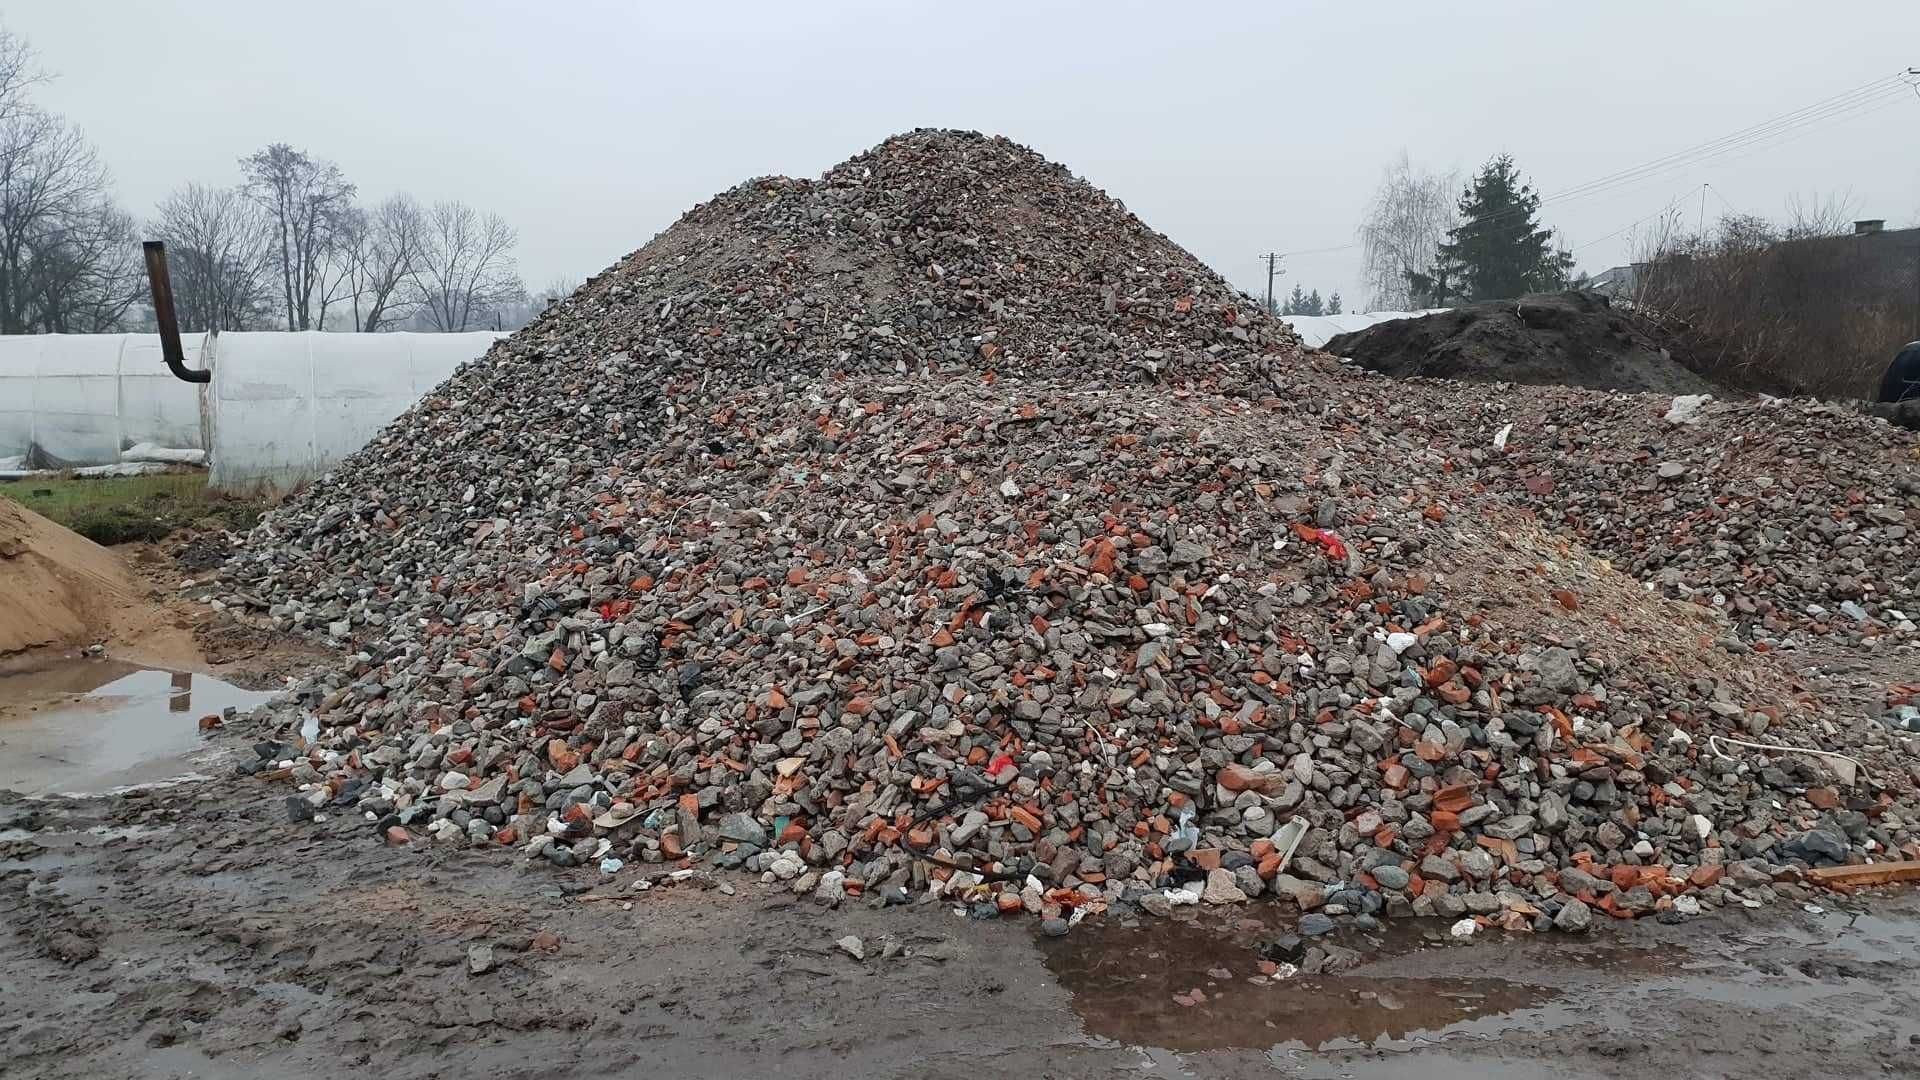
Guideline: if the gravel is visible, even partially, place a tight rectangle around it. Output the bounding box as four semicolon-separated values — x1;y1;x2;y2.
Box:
221;129;1920;937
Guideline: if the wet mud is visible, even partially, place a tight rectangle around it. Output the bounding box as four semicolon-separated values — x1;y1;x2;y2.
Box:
0;694;1918;1078
0;660;271;796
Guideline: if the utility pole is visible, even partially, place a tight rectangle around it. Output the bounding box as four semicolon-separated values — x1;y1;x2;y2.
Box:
1260;252;1284;314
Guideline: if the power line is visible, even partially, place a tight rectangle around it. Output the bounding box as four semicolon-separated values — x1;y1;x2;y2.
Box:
1572;187;1697;252
1374;84;1911;260
1280;70;1918;262
1689;88;1913;177
1469;78;1911;234
1555;82;1913;199
1535;74;1907;206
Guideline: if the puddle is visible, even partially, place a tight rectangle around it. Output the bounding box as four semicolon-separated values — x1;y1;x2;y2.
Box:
1041;913;1558;1053
0;660;272;796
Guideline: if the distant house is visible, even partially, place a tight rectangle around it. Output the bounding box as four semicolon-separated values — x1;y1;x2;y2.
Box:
1584;264;1644;299
1632;217;1920;398
1823;219;1920;278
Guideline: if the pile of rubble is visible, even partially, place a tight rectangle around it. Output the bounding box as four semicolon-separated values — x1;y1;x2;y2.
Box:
221;131;1920;934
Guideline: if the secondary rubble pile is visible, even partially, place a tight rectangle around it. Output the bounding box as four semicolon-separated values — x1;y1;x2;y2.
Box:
222;131;1920;935
1478;392;1920;647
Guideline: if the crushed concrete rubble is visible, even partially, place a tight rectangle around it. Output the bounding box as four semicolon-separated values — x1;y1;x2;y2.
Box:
219;130;1920;936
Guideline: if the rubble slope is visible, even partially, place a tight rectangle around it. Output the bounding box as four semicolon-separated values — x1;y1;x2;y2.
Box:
225;131;1920;932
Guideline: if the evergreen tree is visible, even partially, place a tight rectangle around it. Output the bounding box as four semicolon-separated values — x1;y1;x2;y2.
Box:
1304;289;1324;316
1415;154;1574;303
1281;283;1308;315
1326;291;1343;315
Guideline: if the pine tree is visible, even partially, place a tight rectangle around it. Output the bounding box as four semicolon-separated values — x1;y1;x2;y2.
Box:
1326;291;1343;315
1281;283;1308;315
1304;289;1324;316
1417;154;1574;303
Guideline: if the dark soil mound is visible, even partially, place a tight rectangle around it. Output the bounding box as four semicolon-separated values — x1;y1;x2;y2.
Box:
1325;291;1722;396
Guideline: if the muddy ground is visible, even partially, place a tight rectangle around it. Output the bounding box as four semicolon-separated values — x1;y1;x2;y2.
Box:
2;746;1918;1080
4;538;1920;1079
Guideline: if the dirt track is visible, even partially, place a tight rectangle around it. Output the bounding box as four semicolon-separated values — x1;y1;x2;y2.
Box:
4;745;1918;1080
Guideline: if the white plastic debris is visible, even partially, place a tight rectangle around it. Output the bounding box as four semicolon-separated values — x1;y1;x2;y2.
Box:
1663;394;1712;425
1269;818;1309;877
120;442;206;465
1492;423;1513;451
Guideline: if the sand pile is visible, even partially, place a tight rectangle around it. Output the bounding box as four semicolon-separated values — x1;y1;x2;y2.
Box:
0;497;138;655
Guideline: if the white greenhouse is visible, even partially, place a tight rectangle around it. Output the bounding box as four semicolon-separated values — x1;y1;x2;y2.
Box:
1280;310;1445;349
2;313;1432;492
0;331;502;491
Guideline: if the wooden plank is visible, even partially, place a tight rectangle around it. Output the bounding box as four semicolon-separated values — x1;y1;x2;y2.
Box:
1805;860;1920;887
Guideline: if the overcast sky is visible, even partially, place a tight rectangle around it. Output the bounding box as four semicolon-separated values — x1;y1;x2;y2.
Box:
10;0;1920;310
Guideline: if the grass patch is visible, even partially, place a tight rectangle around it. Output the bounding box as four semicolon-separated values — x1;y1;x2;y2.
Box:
0;471;266;545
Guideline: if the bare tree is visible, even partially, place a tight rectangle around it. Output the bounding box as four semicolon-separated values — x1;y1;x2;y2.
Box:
535;276;580;307
315;204;363;331
0;28;42;126
239;143;356;330
1782;189;1858;239
411;200;523;331
32;198;141;332
341;194;424;331
1636;193;1906;398
0;34;139;334
1357;152;1459;311
151;182;275;331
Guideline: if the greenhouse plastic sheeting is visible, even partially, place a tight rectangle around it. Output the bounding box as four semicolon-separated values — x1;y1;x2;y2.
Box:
1282;310;1447;349
0;333;208;468
208;331;502;491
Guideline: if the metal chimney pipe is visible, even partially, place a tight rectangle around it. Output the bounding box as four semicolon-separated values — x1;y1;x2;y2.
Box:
142;240;209;383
